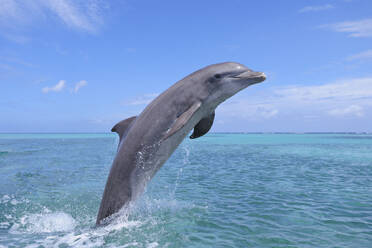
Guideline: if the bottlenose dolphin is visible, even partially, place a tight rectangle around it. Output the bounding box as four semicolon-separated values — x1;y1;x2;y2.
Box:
96;62;266;225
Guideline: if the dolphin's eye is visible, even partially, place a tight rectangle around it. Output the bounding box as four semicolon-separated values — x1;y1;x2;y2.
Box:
214;74;221;79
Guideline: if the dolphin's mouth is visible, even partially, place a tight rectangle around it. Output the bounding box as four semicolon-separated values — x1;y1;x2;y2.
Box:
232;70;266;80
230;70;266;84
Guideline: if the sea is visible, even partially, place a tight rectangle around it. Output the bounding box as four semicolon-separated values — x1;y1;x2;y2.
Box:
0;133;371;247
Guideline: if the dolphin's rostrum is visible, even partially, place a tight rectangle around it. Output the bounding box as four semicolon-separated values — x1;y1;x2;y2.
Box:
96;62;266;225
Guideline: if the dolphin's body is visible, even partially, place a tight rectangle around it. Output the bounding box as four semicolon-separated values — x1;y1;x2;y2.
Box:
96;62;266;225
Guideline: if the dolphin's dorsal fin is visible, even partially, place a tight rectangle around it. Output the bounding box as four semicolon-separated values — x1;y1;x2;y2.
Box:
111;116;137;143
190;111;215;139
162;101;201;141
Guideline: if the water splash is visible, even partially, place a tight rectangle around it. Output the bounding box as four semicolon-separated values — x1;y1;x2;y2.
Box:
10;211;76;234
171;144;191;197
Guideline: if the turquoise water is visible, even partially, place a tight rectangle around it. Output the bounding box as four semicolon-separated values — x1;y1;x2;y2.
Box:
0;133;371;247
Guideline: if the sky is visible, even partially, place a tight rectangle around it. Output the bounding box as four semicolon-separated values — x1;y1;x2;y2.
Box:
1;0;372;133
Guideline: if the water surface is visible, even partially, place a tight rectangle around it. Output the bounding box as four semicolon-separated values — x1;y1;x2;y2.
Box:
0;133;371;247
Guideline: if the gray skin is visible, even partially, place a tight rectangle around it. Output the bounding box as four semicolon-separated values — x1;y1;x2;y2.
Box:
96;62;266;225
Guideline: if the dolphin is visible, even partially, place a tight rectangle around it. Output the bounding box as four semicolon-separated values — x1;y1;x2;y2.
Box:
96;62;266;225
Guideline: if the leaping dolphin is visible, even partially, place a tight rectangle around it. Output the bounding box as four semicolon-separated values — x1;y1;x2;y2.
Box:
96;62;266;225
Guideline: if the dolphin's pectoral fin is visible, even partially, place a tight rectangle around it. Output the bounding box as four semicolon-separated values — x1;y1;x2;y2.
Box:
162;101;202;141
111;116;137;143
190;111;215;139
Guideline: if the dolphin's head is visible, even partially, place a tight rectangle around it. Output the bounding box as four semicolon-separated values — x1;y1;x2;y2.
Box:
197;62;266;107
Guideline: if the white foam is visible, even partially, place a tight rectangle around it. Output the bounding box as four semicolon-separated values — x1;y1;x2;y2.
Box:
10;199;20;205
10;212;76;234
47;216;142;248
147;242;159;248
0;222;10;229
0;194;11;203
98;205;143;233
51;231;105;248
107;242;139;248
1;194;29;205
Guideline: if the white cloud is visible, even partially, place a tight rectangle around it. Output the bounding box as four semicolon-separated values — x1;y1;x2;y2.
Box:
43;0;104;32
123;93;159;106
73;80;87;93
275;78;372;102
0;0;21;24
299;4;334;13
0;0;108;33
218;77;372;122
42;80;65;93
321;18;372;37
328;105;364;117
347;49;372;61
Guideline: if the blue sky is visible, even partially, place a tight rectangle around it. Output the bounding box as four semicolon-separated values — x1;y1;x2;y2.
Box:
1;0;372;132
